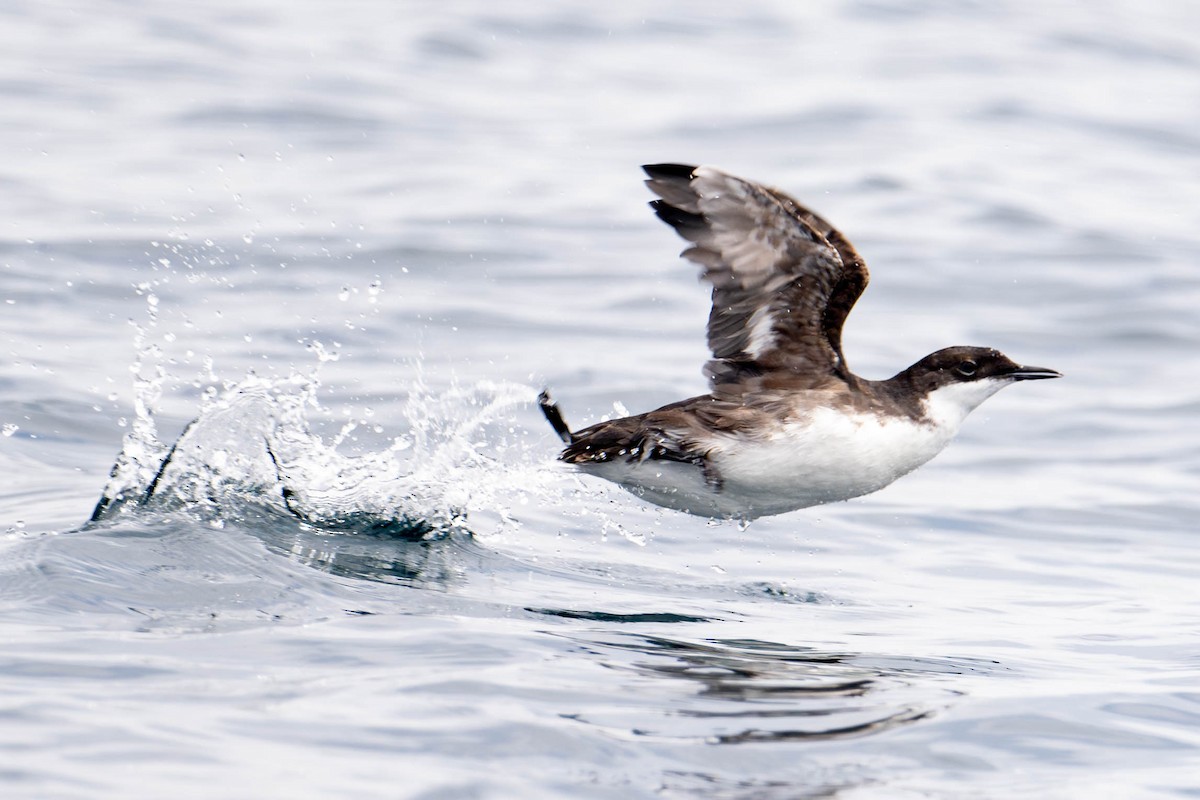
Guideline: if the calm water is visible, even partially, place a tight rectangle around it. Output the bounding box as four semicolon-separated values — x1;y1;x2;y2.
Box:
3;1;1199;797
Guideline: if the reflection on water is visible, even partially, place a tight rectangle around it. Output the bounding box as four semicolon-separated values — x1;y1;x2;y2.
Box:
660;771;849;800
560;633;957;746
530;607;717;624
98;496;481;592
262;525;483;590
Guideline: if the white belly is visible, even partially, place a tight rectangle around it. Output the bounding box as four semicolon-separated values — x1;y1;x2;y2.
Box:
580;407;957;519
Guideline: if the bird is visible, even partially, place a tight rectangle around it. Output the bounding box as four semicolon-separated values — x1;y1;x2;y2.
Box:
538;163;1060;519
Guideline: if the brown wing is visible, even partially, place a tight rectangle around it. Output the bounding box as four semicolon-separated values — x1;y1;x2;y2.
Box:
557;400;719;486
643;164;869;388
557;395;781;491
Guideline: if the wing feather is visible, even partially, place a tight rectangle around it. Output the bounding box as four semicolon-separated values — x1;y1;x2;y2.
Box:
643;163;870;388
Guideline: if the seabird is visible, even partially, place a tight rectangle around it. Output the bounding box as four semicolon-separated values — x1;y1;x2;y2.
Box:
539;164;1060;519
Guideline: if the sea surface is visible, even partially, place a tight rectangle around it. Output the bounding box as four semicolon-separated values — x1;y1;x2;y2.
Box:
2;1;1199;797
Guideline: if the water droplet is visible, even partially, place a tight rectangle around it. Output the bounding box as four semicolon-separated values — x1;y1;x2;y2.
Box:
306;340;340;363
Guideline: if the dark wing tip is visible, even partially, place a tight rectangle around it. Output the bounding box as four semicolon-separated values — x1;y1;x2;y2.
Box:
642;163;697;180
649;199;705;230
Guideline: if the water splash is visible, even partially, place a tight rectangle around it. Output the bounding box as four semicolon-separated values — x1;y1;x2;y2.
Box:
86;248;599;544
92;289;173;516
91;371;542;539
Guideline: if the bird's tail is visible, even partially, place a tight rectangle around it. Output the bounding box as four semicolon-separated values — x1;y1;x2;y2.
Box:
537;390;574;444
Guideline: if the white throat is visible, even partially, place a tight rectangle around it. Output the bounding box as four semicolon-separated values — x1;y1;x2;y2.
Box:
921;378;1010;431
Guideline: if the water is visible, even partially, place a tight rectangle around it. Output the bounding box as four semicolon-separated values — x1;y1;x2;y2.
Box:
2;1;1199;797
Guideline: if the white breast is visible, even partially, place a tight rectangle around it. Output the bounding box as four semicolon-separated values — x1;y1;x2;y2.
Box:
579;381;1008;519
704;408;945;517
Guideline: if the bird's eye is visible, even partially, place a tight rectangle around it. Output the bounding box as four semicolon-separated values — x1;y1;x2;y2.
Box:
955;360;977;378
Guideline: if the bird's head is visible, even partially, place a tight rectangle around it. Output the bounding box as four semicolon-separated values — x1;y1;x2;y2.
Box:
896;346;1061;426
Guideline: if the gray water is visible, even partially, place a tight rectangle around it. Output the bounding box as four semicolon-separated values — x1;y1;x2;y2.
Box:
3;1;1199;797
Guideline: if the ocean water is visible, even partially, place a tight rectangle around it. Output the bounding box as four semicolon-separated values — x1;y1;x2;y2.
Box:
2;1;1199;797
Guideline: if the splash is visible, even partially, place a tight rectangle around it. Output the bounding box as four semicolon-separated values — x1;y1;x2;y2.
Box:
90;286;173;518
91;371;542;539
85;252;630;544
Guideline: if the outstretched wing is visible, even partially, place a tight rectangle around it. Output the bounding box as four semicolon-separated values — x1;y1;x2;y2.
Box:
643;163;869;388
